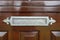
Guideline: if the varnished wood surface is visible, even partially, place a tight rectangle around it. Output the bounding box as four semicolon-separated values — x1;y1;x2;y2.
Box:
0;0;60;1
0;1;60;12
0;1;60;40
0;13;60;40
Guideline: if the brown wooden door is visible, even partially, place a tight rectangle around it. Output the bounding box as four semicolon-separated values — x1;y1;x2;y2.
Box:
0;0;60;40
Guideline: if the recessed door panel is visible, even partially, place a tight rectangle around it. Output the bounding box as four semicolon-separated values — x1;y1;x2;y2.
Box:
13;31;39;40
21;31;39;40
51;31;60;40
0;31;8;40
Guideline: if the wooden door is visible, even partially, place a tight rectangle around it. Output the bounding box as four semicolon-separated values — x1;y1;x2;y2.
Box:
0;0;60;40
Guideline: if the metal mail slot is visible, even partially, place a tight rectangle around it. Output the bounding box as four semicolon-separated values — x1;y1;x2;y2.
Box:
3;16;56;26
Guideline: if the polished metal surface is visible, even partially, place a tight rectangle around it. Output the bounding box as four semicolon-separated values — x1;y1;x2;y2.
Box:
3;16;56;26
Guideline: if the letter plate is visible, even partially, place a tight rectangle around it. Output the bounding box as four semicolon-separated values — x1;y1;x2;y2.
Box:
3;16;56;26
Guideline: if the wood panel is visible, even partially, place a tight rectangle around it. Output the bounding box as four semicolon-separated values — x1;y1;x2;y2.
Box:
21;31;39;40
51;31;60;40
0;31;8;40
0;0;60;1
0;0;60;40
32;0;60;1
13;31;39;40
0;1;60;12
13;31;20;40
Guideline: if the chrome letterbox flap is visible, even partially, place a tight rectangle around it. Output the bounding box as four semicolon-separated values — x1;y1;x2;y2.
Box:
3;16;56;26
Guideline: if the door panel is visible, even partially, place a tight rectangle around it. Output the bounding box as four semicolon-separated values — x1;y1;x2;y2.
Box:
0;31;8;40
13;31;39;40
21;31;39;40
51;31;60;40
0;0;60;40
0;1;60;12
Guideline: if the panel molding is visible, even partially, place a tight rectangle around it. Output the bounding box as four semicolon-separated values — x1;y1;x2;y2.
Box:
20;31;39;40
51;31;60;40
0;31;8;40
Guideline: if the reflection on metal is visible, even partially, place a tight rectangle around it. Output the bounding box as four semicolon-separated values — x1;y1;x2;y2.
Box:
3;16;56;26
